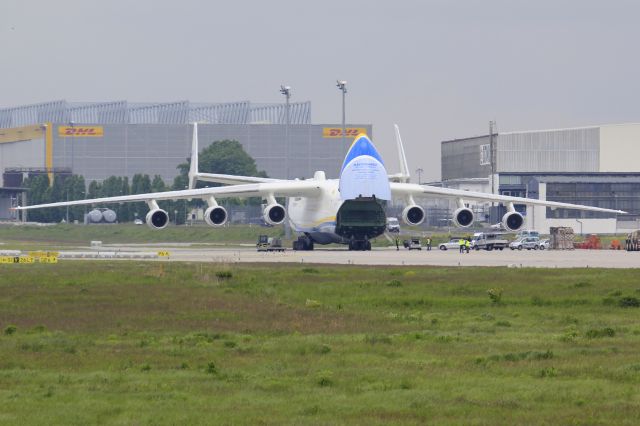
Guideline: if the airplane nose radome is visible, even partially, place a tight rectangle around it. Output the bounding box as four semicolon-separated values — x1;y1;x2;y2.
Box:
339;134;391;201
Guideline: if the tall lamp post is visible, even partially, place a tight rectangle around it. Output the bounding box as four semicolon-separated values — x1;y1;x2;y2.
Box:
336;80;347;146
66;121;75;223
280;85;292;239
280;85;291;179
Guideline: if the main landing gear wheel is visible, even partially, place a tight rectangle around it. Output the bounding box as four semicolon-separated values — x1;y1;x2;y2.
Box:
293;236;314;251
348;240;371;251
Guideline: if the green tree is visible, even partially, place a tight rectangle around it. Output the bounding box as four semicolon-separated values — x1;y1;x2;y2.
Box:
176;139;267;188
175;139;268;211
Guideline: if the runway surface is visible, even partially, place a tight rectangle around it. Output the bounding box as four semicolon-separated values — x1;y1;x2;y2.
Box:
93;245;639;268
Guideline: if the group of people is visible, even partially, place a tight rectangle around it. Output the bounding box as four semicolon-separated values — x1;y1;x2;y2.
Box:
458;238;471;253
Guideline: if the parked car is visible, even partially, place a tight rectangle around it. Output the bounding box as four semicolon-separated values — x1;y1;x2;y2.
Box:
439;238;463;251
539;239;550;250
403;237;422;250
516;230;540;240
386;217;400;233
509;237;540;250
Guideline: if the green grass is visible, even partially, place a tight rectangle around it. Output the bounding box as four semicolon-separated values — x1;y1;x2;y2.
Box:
0;223;285;248
1;262;640;424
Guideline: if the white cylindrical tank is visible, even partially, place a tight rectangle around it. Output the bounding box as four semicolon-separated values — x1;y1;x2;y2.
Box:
87;209;103;223
102;209;117;223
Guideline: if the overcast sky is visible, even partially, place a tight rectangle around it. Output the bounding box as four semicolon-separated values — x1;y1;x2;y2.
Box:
2;0;639;181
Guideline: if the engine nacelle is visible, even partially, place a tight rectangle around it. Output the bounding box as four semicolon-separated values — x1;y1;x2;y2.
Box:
145;209;169;230
204;206;228;227
502;211;525;232
452;207;474;228
263;203;286;225
402;205;425;226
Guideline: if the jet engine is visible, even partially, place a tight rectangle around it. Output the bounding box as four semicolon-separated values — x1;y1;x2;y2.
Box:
145;208;169;230
263;203;286;226
204;206;228;227
402;205;425;226
452;207;474;228
502;211;525;232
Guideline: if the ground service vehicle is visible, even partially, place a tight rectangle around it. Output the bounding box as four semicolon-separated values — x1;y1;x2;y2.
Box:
516;230;540;240
257;235;285;252
626;230;640;251
386;217;400;233
439;238;462;251
403;237;422;250
539;239;550;250
509;237;540;250
473;233;508;251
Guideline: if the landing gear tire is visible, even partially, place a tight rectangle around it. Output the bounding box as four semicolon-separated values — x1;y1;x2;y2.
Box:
294;236;314;251
348;239;370;251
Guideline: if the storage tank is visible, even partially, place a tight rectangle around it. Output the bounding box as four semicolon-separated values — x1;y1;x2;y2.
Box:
102;209;117;223
87;209;103;223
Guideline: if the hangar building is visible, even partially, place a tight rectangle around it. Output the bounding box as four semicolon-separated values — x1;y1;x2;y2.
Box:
0;100;371;220
440;123;640;233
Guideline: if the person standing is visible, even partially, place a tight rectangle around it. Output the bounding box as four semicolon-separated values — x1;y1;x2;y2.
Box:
465;238;471;253
426;237;432;251
395;237;400;251
459;238;465;253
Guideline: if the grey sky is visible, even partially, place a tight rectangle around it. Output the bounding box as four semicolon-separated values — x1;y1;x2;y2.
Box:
2;0;639;181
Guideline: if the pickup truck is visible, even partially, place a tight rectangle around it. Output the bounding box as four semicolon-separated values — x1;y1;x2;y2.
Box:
472;233;508;251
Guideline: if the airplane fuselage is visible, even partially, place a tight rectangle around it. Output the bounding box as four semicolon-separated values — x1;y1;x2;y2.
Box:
287;177;387;245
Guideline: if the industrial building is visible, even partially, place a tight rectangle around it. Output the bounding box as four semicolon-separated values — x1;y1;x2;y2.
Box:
440;123;640;233
0;100;371;220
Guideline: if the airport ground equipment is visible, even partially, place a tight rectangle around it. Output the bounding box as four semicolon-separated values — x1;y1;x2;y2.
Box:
257;235;285;252
625;230;640;251
550;227;575;250
509;237;540;250
386;217;400;233
439;238;463;250
403;237;422;250
574;234;602;250
473;233;508;251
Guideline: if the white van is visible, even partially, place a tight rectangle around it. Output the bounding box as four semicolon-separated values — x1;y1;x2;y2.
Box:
516;230;540;239
386;217;400;233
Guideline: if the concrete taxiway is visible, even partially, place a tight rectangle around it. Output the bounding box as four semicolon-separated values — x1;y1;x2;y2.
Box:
82;245;639;268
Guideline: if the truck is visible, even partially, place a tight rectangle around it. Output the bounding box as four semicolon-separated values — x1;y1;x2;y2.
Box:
472;233;508;251
626;230;640;251
256;235;285;252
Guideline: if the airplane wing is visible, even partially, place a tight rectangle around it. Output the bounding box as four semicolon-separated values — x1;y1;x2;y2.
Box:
390;182;626;214
193;172;281;186
14;181;321;211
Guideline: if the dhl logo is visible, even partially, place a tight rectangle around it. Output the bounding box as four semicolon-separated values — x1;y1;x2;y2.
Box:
58;126;104;137
322;127;367;138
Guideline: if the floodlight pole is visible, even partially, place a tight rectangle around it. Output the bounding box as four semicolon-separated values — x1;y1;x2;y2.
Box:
280;85;292;239
66;121;75;223
336;80;347;146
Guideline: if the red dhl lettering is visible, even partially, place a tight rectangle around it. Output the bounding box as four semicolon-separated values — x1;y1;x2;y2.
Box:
63;128;97;136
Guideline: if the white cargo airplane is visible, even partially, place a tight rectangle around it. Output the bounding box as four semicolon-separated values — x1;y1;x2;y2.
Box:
15;123;625;250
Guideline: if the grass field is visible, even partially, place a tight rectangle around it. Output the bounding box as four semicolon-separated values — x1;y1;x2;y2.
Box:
1;262;640;424
0;224;285;249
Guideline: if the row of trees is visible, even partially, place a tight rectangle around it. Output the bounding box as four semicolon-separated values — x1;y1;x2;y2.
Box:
23;139;267;224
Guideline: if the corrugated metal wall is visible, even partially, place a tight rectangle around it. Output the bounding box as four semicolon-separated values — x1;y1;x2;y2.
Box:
441;135;492;180
497;127;599;173
51;123;372;184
